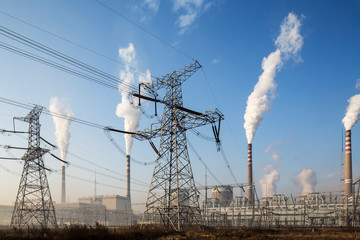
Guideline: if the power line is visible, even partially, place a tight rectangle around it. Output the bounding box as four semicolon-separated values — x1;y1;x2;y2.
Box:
95;0;195;61
0;26;139;94
0;97;151;186
200;68;245;154
53;171;147;193
220;147;241;186
0;25;137;91
0;96;105;129
0;10;155;78
187;139;222;185
68;162;148;187
67;152;148;186
104;130;156;166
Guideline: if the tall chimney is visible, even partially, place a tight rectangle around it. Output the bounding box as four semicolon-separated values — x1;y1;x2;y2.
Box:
61;165;66;204
126;155;131;203
344;130;352;197
247;144;253;203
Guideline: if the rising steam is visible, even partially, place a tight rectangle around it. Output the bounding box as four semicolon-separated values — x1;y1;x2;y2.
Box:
116;43;152;155
244;12;303;143
259;165;280;198
342;94;360;130
49;97;75;166
295;168;317;194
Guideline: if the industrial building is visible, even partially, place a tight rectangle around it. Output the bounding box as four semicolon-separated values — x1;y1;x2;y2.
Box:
55;195;136;226
202;188;360;227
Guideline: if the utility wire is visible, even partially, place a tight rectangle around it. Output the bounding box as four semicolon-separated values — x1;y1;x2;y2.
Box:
0;10;155;78
0;28;139;94
104;130;156;166
67;152;148;186
187;139;222;185
0;99;151;186
201;69;245;154
53;171;147;193
0;25;137;92
0;96;105;129
220;147;241;186
68;162;148;187
95;0;194;61
0;41;122;92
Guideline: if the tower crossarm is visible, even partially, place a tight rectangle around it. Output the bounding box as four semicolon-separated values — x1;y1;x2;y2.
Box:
151;61;201;91
134;108;223;141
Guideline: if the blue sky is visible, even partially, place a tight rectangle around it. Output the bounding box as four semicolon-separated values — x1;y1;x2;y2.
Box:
0;0;359;213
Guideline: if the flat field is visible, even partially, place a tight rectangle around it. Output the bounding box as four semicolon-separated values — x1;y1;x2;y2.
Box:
1;225;360;239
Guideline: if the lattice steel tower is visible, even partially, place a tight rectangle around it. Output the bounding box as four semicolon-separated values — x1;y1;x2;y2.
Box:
11;106;58;229
133;61;223;231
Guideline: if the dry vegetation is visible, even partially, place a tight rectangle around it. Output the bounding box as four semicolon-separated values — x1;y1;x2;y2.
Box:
0;225;360;239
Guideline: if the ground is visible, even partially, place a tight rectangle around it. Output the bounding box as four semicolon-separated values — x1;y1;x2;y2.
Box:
0;225;360;239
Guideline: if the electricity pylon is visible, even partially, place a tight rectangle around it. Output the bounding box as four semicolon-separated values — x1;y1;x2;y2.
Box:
133;61;223;231
11;106;58;229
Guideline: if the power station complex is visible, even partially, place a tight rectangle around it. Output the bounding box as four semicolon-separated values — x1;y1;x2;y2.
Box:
0;61;359;230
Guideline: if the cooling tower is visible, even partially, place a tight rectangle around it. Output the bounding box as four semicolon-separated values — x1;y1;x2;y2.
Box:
247;144;253;203
61;165;66;204
344;130;352;197
126;155;131;202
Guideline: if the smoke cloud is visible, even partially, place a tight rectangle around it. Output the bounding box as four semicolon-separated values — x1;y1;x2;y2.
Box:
342;94;360;130
49;97;75;166
259;165;280;198
116;43;152;155
295;168;317;194
244;12;303;143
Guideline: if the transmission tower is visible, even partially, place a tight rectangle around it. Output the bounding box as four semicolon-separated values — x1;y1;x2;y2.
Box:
11;106;58;229
131;61;223;231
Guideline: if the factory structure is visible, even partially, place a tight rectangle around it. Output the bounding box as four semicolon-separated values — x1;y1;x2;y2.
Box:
199;129;360;227
54;195;135;226
202;188;360;227
54;154;136;226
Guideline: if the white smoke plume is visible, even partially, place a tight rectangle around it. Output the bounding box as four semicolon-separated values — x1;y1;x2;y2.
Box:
259;165;280;198
49;97;75;166
294;168;317;194
342;94;360;130
116;43;152;155
244;12;303;143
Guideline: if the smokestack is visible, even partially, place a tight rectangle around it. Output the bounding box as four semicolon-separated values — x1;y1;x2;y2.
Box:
247;144;253;203
61;165;66;204
344;130;352;197
126;155;131;203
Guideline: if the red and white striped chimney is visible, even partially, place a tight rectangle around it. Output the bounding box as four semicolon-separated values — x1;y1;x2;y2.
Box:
344;130;352;197
247;144;253;203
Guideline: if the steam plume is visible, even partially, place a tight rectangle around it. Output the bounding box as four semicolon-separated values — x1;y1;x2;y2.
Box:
342;94;360;130
116;43;152;155
244;12;303;143
49;97;75;165
259;165;280;198
295;168;317;193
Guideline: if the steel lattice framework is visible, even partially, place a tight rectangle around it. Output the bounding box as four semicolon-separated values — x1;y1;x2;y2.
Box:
11;106;58;229
135;61;223;231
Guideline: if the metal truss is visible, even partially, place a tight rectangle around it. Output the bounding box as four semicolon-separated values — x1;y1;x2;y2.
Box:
11;106;57;229
138;61;224;231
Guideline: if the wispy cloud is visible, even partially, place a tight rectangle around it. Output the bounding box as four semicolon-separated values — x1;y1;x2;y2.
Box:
265;140;283;153
211;58;220;64
356;78;360;89
173;0;213;34
271;152;281;161
133;0;161;22
326;172;337;179
144;0;160;13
